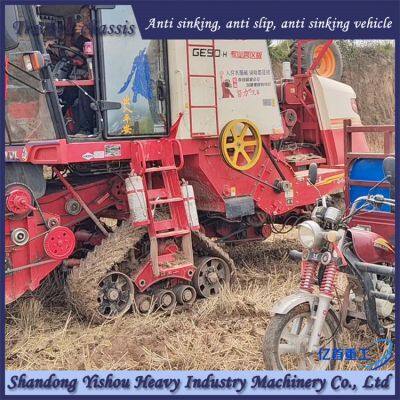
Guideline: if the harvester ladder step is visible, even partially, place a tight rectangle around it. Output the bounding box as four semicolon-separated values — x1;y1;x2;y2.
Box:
150;197;183;206
186;39;219;136
145;165;176;173
132;139;194;275
141;150;190;238
156;229;190;239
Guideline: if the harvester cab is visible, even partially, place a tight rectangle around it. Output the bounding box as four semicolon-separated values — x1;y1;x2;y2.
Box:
5;4;168;142
5;4;369;321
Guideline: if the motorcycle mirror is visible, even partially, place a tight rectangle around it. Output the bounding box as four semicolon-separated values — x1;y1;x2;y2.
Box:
5;5;19;51
383;156;395;187
308;163;318;185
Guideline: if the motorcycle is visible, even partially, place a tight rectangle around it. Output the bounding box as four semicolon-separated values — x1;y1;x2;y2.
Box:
263;157;395;370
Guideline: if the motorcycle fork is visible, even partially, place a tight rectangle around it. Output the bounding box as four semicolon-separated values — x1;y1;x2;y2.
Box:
307;262;338;353
307;294;332;352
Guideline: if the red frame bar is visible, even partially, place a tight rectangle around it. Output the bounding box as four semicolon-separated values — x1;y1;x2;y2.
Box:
5;138;186;166
54;79;95;87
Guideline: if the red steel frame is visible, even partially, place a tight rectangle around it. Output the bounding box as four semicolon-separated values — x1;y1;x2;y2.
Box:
343;119;395;242
5;138;194;304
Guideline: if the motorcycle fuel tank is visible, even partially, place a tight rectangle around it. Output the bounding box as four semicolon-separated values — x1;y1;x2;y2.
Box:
349;228;395;265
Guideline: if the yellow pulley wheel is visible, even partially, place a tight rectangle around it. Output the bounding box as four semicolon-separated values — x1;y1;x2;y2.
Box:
220;119;262;171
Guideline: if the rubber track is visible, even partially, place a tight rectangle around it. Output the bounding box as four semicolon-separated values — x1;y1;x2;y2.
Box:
192;230;236;277
67;225;235;322
66;221;146;323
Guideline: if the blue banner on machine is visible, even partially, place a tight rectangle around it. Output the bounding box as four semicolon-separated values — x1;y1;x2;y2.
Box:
5;370;395;395
132;0;398;39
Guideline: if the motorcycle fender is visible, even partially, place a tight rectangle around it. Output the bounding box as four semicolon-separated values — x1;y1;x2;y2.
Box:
271;291;319;315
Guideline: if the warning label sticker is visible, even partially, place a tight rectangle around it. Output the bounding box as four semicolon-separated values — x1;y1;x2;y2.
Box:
93;151;105;159
104;144;122;157
220;68;272;99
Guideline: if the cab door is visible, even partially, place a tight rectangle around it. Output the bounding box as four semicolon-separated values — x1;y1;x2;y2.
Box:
97;5;169;138
5;5;63;144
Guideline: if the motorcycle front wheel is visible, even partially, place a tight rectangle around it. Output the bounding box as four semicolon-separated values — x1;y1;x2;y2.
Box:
263;303;339;370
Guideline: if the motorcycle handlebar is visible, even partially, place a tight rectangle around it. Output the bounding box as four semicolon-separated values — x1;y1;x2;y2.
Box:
349;195;395;216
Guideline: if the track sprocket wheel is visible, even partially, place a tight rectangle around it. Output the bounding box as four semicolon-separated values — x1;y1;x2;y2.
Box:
193;256;231;298
97;271;134;319
66;221;146;323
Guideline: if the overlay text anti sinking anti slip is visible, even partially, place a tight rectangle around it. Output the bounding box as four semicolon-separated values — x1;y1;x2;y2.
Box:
145;17;221;32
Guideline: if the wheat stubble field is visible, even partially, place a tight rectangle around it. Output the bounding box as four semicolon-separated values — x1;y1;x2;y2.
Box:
5;231;394;371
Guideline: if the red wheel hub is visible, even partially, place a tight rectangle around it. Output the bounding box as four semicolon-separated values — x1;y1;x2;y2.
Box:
6;188;33;215
44;226;76;260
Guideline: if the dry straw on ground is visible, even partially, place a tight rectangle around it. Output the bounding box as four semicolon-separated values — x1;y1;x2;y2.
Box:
5;233;394;371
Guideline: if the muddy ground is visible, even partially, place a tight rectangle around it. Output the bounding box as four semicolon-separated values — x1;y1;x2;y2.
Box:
5;231;394;371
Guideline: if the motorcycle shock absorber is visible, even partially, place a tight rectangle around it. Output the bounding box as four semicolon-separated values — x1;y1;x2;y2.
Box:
320;263;338;297
306;263;338;353
300;260;317;293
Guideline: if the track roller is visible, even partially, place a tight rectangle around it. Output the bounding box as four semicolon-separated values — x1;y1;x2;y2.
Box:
134;293;154;314
155;289;177;311
172;285;197;305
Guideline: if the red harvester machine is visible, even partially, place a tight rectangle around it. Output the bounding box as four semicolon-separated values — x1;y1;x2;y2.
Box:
5;5;368;321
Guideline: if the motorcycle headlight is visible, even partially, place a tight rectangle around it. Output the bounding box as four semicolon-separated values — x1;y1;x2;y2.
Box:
298;220;324;249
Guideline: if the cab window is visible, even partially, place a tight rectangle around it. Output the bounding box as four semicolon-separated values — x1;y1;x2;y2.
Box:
5;6;57;144
99;5;168;137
